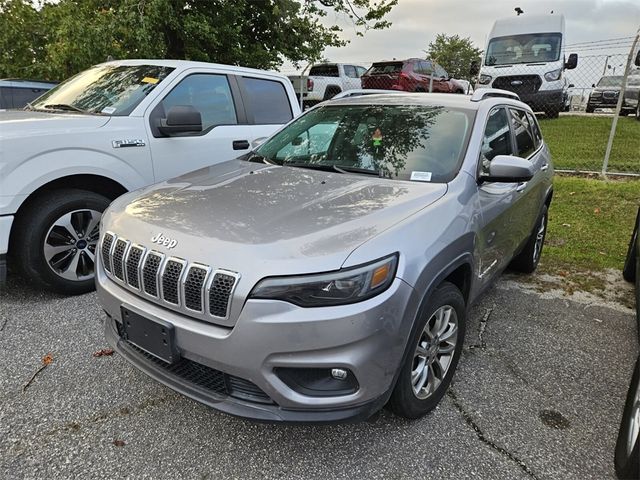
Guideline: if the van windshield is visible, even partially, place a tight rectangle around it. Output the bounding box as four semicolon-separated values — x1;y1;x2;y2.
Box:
485;33;562;66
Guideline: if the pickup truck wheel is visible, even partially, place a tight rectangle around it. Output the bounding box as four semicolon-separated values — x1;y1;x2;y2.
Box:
12;189;110;294
510;205;548;273
614;357;640;480
388;282;466;419
323;87;341;100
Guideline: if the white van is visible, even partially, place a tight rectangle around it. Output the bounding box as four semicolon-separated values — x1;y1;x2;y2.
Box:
477;14;578;118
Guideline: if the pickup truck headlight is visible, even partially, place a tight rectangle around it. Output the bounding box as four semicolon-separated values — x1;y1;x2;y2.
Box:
478;74;492;85
544;68;562;81
249;254;398;307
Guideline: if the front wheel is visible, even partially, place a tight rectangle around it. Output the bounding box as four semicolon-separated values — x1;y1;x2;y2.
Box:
388;282;466;419
12;189;111;294
614;357;640;479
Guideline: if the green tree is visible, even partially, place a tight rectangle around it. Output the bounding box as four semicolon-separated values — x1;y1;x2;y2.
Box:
425;33;483;82
0;0;397;81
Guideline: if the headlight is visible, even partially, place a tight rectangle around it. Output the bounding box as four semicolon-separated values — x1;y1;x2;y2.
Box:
544;68;562;81
478;74;492;85
249;253;398;307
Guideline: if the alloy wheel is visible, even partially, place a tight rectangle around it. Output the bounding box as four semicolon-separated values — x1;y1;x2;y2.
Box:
411;305;458;399
533;211;547;264
627;377;640;457
43;209;102;281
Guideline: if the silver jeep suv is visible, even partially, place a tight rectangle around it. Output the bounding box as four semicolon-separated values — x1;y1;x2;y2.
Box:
96;89;553;422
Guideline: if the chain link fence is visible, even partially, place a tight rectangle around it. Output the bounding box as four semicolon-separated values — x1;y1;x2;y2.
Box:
283;42;640;176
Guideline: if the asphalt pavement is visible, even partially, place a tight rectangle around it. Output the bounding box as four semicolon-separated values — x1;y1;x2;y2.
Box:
0;274;637;480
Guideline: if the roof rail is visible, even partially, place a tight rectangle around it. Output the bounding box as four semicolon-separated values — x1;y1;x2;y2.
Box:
471;88;520;102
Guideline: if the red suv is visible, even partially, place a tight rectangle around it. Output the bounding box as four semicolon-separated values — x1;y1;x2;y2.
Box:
361;58;465;94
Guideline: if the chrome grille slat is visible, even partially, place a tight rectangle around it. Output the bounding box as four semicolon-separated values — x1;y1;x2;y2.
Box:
101;233;238;321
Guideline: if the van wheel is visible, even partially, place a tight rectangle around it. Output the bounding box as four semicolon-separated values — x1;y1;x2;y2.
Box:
12;189;110;294
388;282;466;419
510;205;548;273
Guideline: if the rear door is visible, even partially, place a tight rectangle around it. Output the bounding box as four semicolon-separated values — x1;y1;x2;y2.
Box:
342;65;362;90
146;71;255;182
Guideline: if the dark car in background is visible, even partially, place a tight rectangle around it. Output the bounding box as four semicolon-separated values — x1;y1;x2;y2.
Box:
616;206;640;479
0;79;57;109
361;58;465;94
586;75;639;115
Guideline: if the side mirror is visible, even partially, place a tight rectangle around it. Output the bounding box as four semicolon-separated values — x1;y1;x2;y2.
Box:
469;61;480;76
158;105;202;136
635;50;640;67
568;83;575;88
481;155;535;183
592;83;596;88
565;53;578;70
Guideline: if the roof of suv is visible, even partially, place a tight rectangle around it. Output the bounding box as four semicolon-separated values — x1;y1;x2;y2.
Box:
325;92;529;112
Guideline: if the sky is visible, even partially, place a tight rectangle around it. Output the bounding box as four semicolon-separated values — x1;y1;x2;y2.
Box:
279;0;640;84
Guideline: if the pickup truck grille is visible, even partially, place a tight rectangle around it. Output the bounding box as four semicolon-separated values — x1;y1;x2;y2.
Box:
101;232;239;322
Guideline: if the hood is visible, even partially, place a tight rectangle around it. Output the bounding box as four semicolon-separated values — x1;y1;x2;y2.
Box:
105;159;447;275
0;110;110;139
593;85;621;93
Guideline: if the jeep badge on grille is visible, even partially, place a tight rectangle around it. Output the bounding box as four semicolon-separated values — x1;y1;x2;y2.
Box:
151;233;178;249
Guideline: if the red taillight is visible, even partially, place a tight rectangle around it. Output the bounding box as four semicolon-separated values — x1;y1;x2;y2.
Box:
307;78;314;92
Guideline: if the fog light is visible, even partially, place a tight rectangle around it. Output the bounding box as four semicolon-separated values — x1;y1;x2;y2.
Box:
331;368;348;380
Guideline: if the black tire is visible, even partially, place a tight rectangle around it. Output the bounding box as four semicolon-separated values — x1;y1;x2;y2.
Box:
636;101;640;121
614;357;640;480
510;205;548;273
388;282;466;419
545;108;560;119
586;105;595;113
323;87;341;101
11;188;111;294
623;209;639;283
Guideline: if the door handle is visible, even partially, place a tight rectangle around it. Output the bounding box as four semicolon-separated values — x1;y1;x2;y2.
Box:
232;140;250;150
516;182;527;192
541;164;549;171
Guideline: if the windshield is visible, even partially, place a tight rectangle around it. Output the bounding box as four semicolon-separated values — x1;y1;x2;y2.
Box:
597;76;623;87
485;33;562;66
256;104;474;183
30;64;174;115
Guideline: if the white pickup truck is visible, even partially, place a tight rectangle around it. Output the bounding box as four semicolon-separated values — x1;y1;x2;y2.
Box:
0;59;300;293
288;63;367;108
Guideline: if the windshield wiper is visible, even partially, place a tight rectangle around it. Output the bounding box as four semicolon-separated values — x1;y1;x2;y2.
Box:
43;103;93;114
247;153;277;165
285;163;343;173
335;165;384;177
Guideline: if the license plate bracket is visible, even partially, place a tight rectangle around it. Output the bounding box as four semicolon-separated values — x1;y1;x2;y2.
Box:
120;307;178;364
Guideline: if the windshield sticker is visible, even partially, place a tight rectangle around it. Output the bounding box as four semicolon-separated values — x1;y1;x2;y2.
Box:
372;128;383;146
101;106;116;114
410;171;432;182
141;77;159;84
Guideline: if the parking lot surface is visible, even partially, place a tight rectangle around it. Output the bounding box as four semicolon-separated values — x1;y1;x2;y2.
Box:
0;274;637;480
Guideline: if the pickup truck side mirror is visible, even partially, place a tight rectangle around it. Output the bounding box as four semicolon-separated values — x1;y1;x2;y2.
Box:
565;53;578;70
592;83;596;88
469;61;480;76
480;155;535;183
635;50;640;67
158;105;203;136
568;83;575;88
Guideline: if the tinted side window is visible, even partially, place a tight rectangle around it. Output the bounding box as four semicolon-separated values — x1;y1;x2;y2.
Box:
11;87;47;108
435;65;447;78
242;77;293;124
510;108;536;158
155;74;237;134
0;86;12;108
480;107;512;175
309;65;339;77
526;112;543;149
344;65;358;78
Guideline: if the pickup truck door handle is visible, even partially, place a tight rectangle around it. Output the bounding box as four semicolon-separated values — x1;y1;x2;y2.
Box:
232;140;250;150
516;182;528;192
541;163;549;171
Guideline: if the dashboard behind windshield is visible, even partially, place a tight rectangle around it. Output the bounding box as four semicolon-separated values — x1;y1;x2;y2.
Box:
31;64;175;115
485;33;562;66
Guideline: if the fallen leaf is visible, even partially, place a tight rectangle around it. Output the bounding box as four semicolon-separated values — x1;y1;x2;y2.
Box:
599;251;607;256
569;191;576;196
93;348;115;358
562;223;571;227
42;353;53;365
558;270;569;277
593;207;601;214
113;439;126;447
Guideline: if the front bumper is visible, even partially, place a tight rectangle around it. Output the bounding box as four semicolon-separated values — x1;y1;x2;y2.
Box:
97;266;417;422
517;89;564;111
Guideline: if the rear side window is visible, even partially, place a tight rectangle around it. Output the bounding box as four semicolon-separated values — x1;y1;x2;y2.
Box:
242;77;293;124
11;87;48;108
526;112;543;149
344;65;358;78
510;109;536;158
367;63;403;74
309;65;339;77
480;107;512;175
0;86;11;108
